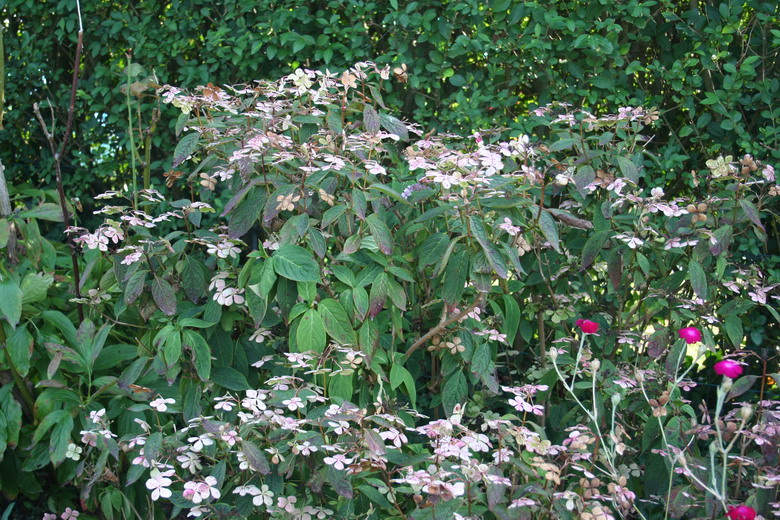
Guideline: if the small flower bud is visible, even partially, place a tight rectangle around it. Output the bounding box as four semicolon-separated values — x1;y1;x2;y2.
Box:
709;441;719;454
740;404;754;421
591;359;601;372
549;349;558;361
611;393;621;406
721;378;733;393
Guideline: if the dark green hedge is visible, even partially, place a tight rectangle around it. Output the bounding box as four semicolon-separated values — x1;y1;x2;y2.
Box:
1;0;778;199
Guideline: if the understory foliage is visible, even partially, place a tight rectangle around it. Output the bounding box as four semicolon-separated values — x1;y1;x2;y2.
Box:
0;63;779;519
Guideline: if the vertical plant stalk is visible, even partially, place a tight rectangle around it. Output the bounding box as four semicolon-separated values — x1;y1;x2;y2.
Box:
125;54;138;208
0;26;5;129
0;159;18;264
33;4;85;323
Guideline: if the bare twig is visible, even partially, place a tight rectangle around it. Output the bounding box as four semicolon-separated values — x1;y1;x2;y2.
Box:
33;2;85;322
404;292;486;362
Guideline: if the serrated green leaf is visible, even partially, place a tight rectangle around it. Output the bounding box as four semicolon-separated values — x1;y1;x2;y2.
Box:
296;309;326;353
366;214;393;255
363;105;380;133
319;299;356;346
581;230;610;270
442;371;467;417
0;279;22;327
172;132;199;168
184;330;211;380
688;259;707;300
724;314;743;348
273;244;321;282
151;276;177;316
538;210;561;253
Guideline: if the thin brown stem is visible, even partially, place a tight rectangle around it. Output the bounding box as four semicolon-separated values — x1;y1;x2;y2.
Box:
32;28;85;323
404;292;485;362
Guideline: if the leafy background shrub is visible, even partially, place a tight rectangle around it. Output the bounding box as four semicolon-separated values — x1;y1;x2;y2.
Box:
2;0;779;203
0;1;779;519
0;60;778;519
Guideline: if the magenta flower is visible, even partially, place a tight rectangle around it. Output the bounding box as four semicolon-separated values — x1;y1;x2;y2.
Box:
576;319;599;334
678;327;702;344
727;505;756;520
714;359;744;379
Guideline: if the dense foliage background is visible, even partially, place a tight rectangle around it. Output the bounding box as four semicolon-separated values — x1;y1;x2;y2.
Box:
2;0;779;201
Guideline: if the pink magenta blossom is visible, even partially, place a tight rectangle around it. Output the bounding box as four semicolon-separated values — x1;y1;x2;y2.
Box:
575;319;599;334
714;360;744;379
678;327;702;344
727;505;756;520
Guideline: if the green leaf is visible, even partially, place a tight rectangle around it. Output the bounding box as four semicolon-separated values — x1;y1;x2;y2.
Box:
442;371;467;417
363;105;380;133
386;278;407;311
739;199;765;234
448;74;466;87
501;294;520;346
328;372;353;400
184;330;211;381
688;259;707;300
726;375;760;400
366;214;393;255
246;286;267;327
33;410;68;446
538;210;561;253
550;138;576;152
378;113;409;140
616;155;641;183
296;309;326;353
151;276;177;316
368;183;412;206
581;230;610;270
144;432;162;464
212;367;250;391
172;132;200;168
418;234;450;270
357;484;392;508
469;217;508;279
352;287;369;321
319;299;357;346
6;325;33;377
471;343;491;379
49;414;74;466
369;272;388;318
240;441;271;474
0;219;9;248
17;203;64;222
0;279;22;327
724;314;743;348
124;270;147;305
709;225;733;256
41;311;78;346
20;273;54;304
321;205;347;228
273;244;321;282
228;188;265;239
442;251;469;306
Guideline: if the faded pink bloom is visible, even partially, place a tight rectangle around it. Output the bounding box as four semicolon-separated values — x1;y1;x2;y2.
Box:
576;319;599;334
678;327;702;344
727;505;757;520
714;359;744;379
